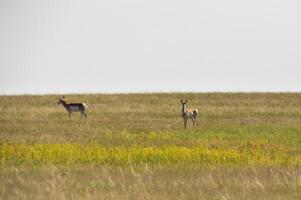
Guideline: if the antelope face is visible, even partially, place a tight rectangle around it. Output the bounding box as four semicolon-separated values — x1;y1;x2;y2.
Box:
181;99;187;106
57;96;65;105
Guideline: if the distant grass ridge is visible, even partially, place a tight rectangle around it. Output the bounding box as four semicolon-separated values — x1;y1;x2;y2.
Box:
1;93;301;144
1;142;300;166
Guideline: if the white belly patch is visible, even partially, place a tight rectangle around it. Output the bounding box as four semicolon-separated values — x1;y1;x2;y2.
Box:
69;106;81;112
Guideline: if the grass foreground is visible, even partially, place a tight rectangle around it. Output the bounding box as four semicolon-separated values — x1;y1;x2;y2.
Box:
1;93;301;199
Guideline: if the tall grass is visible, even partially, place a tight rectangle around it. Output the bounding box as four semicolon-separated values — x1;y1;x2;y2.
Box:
1;166;301;200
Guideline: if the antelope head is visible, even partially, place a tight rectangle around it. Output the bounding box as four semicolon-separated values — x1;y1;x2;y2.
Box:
57;96;65;105
181;99;187;106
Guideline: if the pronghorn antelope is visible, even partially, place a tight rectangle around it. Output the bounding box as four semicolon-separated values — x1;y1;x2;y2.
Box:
57;96;88;119
181;99;198;129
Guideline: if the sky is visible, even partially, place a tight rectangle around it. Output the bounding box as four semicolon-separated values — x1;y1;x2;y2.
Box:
0;0;300;94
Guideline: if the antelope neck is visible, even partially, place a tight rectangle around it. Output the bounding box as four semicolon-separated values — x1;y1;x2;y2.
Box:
61;100;68;108
182;104;187;112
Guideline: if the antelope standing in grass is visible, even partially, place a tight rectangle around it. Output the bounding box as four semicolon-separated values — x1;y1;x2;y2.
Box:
181;99;198;129
57;96;88;119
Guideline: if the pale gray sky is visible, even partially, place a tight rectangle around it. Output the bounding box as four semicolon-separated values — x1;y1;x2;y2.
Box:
0;0;300;94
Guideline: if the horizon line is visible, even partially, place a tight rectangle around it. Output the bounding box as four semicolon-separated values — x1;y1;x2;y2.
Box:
1;90;301;96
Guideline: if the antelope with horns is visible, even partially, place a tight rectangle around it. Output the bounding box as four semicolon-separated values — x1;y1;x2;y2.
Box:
181;99;198;129
57;96;88;119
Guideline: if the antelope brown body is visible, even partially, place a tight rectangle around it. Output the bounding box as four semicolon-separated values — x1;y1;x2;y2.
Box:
57;96;88;119
181;99;198;129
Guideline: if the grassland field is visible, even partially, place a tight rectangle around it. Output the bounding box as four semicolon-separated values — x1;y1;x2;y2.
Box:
1;93;301;199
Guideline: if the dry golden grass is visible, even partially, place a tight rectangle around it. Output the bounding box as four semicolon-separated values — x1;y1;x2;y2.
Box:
1;93;301;199
1;166;301;200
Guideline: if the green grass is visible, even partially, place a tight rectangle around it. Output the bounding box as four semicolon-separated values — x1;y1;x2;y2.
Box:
1;93;301;199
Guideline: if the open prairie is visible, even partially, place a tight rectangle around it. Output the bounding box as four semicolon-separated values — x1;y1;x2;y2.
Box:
1;93;301;199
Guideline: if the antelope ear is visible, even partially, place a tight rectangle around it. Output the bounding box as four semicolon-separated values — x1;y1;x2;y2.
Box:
181;99;183;103
62;96;65;99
